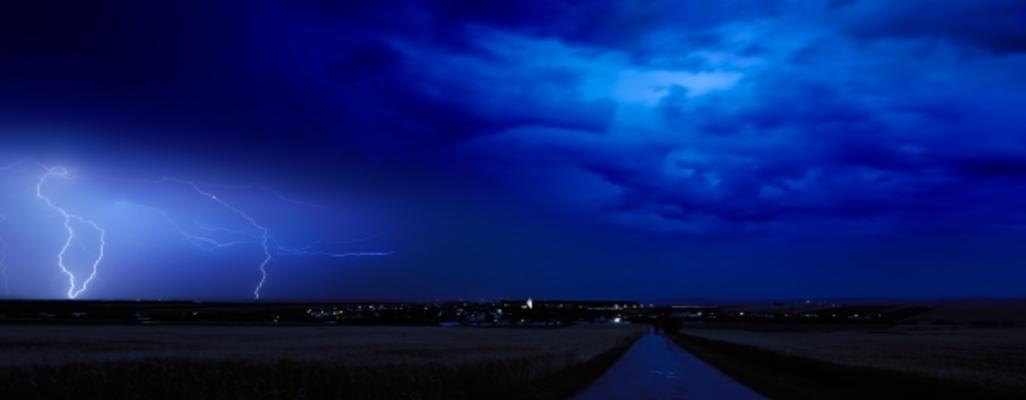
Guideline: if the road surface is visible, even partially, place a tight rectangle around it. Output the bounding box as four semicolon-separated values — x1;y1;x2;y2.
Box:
574;330;764;400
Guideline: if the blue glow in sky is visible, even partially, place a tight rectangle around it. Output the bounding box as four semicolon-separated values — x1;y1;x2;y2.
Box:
1;1;1025;300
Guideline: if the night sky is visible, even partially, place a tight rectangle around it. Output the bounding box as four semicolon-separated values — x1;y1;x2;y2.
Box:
1;1;1025;300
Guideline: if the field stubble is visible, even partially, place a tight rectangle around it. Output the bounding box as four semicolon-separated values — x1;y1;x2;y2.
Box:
0;324;643;399
676;325;1026;399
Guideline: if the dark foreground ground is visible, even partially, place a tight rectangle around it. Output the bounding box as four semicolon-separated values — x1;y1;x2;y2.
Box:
672;324;1026;399
2;299;1022;399
0;324;643;400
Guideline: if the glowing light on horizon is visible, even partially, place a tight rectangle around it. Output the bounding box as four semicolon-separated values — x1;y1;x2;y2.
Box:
0;214;8;296
0;163;392;300
0;162;15;296
35;167;107;299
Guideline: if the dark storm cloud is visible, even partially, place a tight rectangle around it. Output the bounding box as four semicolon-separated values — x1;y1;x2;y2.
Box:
835;0;1026;54
0;0;362;166
4;1;1026;299
382;0;1026;237
5;0;1026;239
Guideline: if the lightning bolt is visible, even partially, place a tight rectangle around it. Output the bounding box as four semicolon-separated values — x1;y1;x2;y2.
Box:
149;178;392;299
153;178;272;300
123;203;255;252
35;167;107;299
193;221;263;241
199;182;334;209
0;162;391;299
274;239;392;258
123;194;390;300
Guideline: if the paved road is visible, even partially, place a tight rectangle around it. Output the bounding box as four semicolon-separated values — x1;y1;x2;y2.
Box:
574;331;764;400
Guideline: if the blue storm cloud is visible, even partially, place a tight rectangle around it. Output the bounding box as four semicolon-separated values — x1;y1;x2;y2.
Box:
300;0;1026;237
2;0;1026;299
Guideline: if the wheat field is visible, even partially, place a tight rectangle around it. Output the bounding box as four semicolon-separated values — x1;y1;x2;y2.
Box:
680;326;1026;396
0;324;642;399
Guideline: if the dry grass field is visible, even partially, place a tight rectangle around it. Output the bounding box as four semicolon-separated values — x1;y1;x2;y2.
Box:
0;325;643;399
674;325;1026;399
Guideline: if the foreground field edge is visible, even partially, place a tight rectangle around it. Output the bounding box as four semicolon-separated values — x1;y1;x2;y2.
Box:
670;332;1025;400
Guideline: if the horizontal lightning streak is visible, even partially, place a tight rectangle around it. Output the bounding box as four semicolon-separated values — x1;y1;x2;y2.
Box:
193;221;263;239
274;241;393;258
154;178;272;300
200;182;334;209
125;203;254;252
